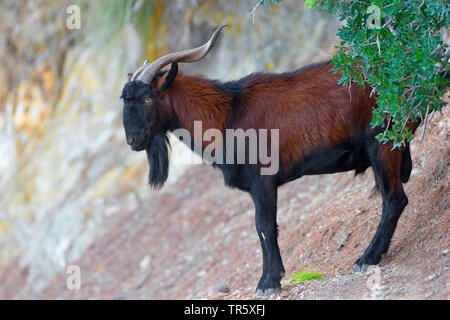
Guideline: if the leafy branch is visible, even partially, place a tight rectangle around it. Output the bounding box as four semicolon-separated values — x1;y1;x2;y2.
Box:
260;0;450;148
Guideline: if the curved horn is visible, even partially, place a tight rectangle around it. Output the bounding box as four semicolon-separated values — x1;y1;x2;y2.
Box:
131;24;227;83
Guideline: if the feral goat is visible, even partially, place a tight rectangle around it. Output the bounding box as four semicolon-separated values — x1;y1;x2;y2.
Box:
121;25;420;296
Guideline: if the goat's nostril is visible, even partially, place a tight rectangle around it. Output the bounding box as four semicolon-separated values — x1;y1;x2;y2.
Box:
127;136;135;145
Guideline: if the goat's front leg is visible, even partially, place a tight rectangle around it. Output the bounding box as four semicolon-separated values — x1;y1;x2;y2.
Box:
250;180;285;297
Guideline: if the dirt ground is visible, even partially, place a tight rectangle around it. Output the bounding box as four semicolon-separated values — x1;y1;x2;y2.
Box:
0;107;448;300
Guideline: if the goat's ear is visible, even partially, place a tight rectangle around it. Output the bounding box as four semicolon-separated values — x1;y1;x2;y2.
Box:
161;63;178;91
127;73;133;81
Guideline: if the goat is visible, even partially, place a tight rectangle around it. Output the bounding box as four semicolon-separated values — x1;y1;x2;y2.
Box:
121;25;419;296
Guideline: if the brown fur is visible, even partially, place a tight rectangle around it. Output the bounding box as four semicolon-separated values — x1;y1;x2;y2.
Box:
158;62;379;172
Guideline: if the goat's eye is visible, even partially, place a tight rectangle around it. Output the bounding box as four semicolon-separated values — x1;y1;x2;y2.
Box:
144;98;152;104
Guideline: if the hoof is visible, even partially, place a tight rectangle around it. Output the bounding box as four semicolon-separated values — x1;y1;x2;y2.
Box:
352;263;370;273
255;288;280;297
353;254;381;273
255;272;283;297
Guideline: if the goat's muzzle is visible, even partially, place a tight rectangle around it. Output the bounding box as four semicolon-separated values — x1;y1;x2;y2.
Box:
127;132;150;151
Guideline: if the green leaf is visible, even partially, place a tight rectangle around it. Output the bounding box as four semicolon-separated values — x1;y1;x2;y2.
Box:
290;272;324;283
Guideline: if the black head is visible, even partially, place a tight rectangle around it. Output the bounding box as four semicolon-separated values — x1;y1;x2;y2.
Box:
121;63;178;189
121;24;225;152
121;80;155;151
121;63;178;151
120;25;225;189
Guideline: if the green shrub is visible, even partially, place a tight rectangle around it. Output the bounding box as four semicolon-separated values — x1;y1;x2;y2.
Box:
263;0;450;148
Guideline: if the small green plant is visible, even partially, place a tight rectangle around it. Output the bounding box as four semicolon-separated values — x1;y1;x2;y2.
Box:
289;266;324;284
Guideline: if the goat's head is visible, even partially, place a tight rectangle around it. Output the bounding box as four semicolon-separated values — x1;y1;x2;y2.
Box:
121;25;226;188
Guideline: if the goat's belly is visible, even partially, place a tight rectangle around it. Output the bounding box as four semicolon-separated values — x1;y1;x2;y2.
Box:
278;141;370;185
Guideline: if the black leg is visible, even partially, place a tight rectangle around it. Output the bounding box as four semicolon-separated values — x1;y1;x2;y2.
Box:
353;189;408;272
250;178;285;296
353;143;408;272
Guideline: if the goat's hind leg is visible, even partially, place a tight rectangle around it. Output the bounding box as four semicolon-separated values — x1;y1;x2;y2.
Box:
353;142;409;272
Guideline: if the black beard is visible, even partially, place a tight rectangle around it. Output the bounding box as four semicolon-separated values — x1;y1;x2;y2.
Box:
146;132;170;189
